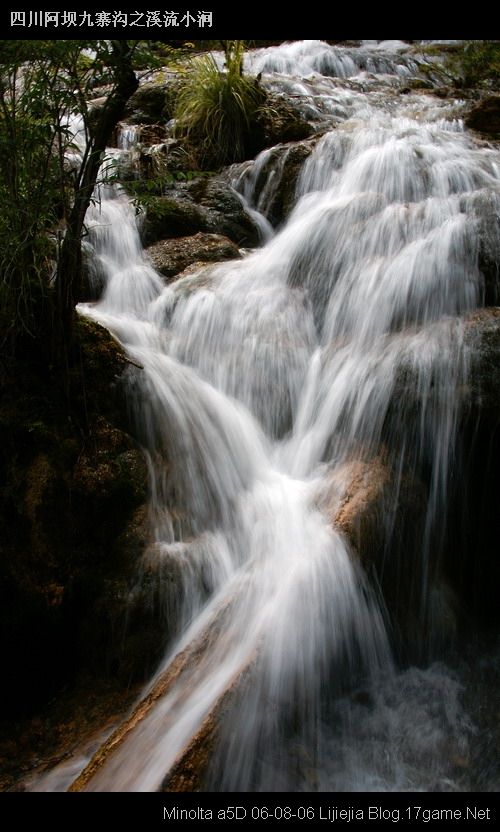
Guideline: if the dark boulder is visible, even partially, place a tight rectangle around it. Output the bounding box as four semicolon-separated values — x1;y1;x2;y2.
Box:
464;307;500;420
141;178;261;248
445;308;500;629
125;80;181;125
141;196;207;244
0;318;153;721
465;96;500;136
463;190;500;305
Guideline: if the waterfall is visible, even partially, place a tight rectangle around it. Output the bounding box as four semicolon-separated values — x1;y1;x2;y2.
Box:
39;40;500;792
78;188;392;791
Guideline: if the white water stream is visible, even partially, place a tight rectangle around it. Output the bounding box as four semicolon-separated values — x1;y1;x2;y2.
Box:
33;40;500;792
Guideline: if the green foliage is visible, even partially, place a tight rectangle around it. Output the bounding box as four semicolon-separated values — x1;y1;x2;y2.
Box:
456;41;500;89
0;40;89;347
418;41;500;89
174;41;265;167
0;40;165;354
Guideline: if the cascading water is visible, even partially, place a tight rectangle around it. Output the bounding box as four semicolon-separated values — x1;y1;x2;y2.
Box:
76;187;392;792
35;40;500;792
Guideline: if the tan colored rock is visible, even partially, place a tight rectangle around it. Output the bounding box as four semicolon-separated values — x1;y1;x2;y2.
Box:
320;454;429;644
67;594;247;792
322;456;390;555
145;232;240;280
161;660;253;792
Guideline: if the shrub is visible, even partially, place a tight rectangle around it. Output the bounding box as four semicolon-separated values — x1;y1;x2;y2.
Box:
175;41;265;168
436;41;500;90
458;41;500;89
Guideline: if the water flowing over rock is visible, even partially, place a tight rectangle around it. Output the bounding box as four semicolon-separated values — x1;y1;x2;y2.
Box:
29;39;500;794
229;137;320;228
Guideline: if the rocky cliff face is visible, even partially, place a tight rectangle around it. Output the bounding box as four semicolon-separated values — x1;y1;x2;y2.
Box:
0;320;162;788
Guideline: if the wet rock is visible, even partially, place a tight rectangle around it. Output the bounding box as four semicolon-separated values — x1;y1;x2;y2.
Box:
188;178;262;244
405;78;435;91
187;176;246;217
126;81;179;125
141;177;261;248
116;136;187;185
248;146;302;225
433;87;452;99
463;308;500;419
320;455;429;645
461;190;500;305
323;456;391;549
251;93;314;151
465;95;500;136
230;137;319;227
145;232;240;280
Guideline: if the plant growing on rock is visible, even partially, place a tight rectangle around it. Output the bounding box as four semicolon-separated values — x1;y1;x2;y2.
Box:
450;41;500;89
174;41;266;168
416;41;500;90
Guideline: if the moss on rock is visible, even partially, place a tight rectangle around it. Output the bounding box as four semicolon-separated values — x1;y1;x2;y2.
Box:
141;178;261;248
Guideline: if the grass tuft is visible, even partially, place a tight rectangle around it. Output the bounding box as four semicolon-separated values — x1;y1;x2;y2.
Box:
175;41;265;168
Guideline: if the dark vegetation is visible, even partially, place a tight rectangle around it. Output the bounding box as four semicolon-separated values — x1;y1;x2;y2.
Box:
416;40;500;91
0;40;146;361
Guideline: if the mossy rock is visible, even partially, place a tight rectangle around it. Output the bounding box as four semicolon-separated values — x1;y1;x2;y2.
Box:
126;83;169;124
141;196;208;244
126;79;182;125
405;78;435;91
464;308;500;421
141;179;261;248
